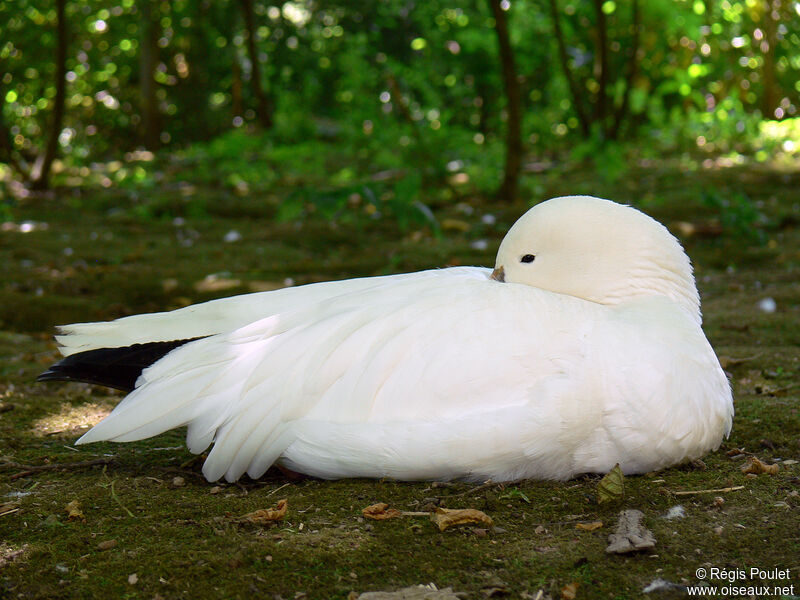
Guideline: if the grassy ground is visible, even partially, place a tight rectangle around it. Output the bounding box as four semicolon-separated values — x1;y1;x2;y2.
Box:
1;158;799;599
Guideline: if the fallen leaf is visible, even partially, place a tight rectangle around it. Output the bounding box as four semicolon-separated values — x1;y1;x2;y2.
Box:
430;507;493;532
606;509;655;554
238;499;288;524
741;457;779;475
575;521;603;531
65;499;85;522
97;539;117;551
362;503;403;520
597;463;624;503
560;582;579;600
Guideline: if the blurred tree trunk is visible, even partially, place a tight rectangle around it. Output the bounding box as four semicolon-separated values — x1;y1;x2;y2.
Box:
592;0;609;128
609;0;640;139
489;0;522;203
139;0;160;149
761;0;777;118
232;55;244;119
30;0;67;190
239;0;273;129
548;0;590;136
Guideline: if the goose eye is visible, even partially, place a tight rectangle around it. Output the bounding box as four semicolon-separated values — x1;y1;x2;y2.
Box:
520;254;536;263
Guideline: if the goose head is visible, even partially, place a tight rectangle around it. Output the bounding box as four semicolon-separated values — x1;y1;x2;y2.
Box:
492;196;702;324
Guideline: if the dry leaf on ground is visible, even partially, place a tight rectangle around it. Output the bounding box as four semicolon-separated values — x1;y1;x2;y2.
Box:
362;503;403;520
575;521;603;531
597;463;624;503
65;499;85;522
606;509;655;554
741;457;779;475
430;507;493;532
560;582;579;600
237;499;288;524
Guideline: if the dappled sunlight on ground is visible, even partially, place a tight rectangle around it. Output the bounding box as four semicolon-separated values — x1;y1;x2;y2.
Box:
31;402;114;438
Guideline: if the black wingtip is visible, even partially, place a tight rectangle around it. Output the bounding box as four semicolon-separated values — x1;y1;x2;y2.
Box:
36;369;63;383
36;337;207;393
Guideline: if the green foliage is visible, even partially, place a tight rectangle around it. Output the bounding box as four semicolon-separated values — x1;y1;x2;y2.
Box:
701;190;767;245
1;0;800;199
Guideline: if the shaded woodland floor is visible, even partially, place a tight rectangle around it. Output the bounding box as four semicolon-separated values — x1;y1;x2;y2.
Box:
0;160;798;599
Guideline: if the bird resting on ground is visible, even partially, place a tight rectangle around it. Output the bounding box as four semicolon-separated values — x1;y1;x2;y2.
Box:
39;195;734;483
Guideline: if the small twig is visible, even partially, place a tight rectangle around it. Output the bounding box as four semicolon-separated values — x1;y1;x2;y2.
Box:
436;480;498;499
2;458;115;480
671;485;745;496
267;482;292;497
110;479;136;518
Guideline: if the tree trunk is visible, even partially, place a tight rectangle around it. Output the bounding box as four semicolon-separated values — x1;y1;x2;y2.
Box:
609;0;640;139
30;0;68;190
489;0;523;203
139;0;160;149
592;0;609;131
548;0;590;136
232;55;244;120
239;0;273;129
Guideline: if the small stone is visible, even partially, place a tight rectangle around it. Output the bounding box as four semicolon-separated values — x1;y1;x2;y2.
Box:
713;526;724;536
757;297;776;313
606;509;656;554
224;230;242;243
171;477;185;487
128;573;138;585
210;486;223;494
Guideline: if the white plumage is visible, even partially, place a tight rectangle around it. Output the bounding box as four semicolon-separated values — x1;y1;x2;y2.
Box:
54;196;733;482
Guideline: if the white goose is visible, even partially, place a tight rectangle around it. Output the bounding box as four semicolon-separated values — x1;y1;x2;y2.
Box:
39;196;733;483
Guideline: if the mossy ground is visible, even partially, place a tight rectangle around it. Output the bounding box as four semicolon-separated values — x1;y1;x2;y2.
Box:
1;160;798;599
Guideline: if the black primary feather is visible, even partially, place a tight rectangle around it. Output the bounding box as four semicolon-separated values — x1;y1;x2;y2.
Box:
37;337;205;392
